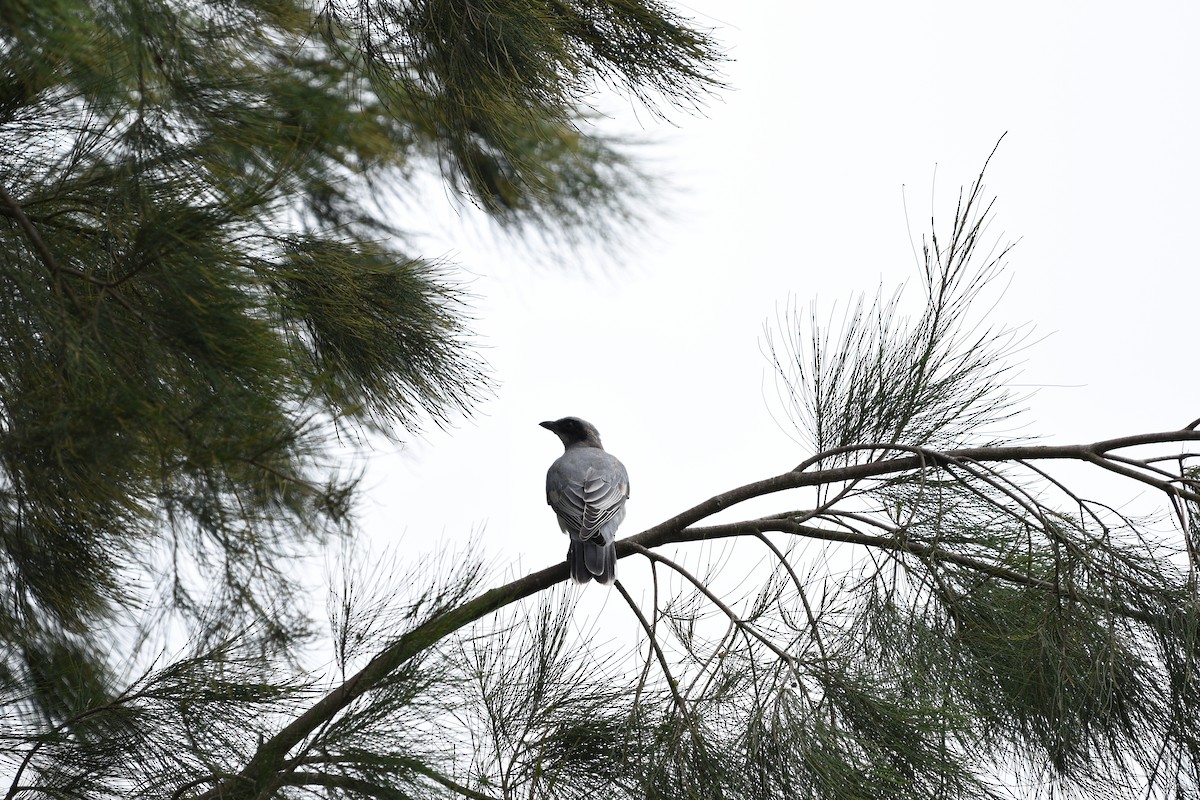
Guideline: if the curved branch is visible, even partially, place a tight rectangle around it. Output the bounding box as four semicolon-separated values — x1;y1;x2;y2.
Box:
195;560;573;799
631;431;1200;550
1083;450;1200;503
677;516;1158;624
629;561;661;709
198;428;1200;799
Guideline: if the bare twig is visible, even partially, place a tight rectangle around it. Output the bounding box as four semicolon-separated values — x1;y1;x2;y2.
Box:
625;543;809;686
612;580;691;725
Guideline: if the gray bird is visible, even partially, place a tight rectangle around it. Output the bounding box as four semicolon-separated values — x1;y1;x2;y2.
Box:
540;417;630;584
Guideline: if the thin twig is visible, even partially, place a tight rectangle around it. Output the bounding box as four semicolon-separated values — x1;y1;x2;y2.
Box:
612;580;691;725
626;543;808;685
747;530;830;665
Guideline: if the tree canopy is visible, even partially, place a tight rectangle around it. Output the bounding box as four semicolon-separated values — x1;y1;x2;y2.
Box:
0;0;719;726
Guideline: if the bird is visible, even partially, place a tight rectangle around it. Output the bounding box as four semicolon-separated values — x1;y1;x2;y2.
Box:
540;417;630;585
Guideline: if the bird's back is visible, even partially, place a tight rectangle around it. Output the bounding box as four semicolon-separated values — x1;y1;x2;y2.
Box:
546;446;629;583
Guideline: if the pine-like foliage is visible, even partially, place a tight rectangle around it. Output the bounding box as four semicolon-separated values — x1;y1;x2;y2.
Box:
6;4;1199;798
0;0;720;737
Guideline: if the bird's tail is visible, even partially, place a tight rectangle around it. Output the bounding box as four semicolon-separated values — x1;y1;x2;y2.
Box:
568;539;615;585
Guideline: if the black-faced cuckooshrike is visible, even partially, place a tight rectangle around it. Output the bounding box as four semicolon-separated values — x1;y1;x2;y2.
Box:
540;417;630;584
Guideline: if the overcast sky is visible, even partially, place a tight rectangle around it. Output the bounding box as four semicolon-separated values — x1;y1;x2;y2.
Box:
345;0;1200;610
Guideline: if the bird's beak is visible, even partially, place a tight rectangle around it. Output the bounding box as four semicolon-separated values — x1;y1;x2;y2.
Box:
539;420;556;431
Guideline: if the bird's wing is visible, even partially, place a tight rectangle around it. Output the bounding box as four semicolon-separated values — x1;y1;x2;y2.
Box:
546;453;629;544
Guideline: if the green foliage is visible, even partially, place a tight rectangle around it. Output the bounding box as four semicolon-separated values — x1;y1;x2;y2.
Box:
0;0;720;739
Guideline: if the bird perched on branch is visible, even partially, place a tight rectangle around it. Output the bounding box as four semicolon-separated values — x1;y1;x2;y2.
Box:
540;417;630;584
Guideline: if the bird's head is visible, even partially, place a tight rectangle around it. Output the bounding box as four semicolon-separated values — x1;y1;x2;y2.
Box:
540;416;604;449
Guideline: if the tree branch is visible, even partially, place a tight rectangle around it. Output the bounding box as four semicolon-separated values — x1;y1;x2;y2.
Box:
0;183;64;277
673;515;1159;624
196;428;1200;799
631;431;1200;550
195;560;572;799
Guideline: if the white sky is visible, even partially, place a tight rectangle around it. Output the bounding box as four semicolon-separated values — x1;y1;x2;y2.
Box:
346;0;1200;617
